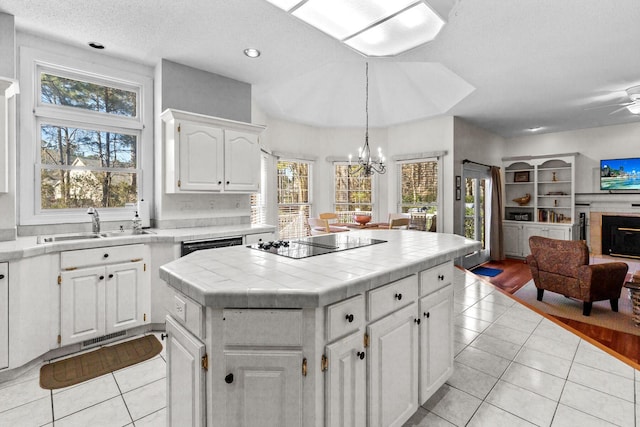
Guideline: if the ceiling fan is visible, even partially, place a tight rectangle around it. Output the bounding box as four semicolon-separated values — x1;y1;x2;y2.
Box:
586;85;640;115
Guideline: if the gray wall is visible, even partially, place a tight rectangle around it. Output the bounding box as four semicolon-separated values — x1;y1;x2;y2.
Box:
160;59;251;122
0;13;15;78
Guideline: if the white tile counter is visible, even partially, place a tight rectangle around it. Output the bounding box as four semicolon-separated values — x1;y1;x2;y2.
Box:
159;230;480;308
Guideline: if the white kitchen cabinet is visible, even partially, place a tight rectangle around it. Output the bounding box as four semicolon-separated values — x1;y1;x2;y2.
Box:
503;222;522;258
244;232;275;245
325;331;366;427
0;262;7;369
418;285;454;404
166;315;206;427
59;244;150;346
161;109;265;194
367;302;418;427
224;350;303;427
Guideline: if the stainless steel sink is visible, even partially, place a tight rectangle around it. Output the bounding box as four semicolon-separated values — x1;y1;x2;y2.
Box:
37;233;104;243
37;229;153;243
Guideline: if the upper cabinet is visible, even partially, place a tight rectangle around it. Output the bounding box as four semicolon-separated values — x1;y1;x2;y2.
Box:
0;78;19;194
503;154;576;226
161;109;265;193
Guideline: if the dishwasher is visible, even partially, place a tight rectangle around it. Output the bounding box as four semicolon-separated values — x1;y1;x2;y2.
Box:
180;236;244;256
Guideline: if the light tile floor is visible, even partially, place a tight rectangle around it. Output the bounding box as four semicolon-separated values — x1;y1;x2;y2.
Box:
0;269;638;426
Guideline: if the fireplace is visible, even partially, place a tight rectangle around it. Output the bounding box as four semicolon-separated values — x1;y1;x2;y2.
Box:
602;215;640;259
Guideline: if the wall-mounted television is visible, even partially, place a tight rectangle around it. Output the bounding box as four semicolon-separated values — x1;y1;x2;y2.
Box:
600;157;640;190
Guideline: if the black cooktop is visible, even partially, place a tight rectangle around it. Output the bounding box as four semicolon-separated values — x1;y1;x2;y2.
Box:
247;234;387;259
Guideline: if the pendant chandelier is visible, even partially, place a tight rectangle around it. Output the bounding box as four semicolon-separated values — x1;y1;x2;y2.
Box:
349;63;386;176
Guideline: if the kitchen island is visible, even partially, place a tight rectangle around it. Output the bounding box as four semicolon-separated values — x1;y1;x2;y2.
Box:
159;230;480;427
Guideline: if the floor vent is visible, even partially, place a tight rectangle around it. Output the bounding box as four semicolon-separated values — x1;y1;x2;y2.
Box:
81;331;127;349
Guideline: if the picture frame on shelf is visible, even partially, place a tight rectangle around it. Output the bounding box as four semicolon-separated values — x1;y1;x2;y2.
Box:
514;171;530;182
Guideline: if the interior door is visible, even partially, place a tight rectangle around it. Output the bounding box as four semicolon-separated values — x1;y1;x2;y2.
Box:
462;165;492;268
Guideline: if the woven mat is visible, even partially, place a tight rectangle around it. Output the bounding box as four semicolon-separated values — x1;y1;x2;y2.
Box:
513;280;640;336
40;335;162;390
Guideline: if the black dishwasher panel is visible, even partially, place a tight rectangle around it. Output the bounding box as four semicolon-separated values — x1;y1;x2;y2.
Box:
181;237;243;256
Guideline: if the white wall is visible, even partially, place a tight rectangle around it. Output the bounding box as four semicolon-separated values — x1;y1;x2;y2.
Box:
504;122;640;195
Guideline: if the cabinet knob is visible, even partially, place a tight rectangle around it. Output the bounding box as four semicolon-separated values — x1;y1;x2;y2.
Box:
414;318;421;325
357;351;365;360
218;181;222;185
226;181;230;185
160;333;168;341
345;314;354;323
0;274;4;280
225;373;234;384
108;274;114;279
394;293;402;300
99;275;105;280
103;253;109;258
424;312;430;318
438;274;445;280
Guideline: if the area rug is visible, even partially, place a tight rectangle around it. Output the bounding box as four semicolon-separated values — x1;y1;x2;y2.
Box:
470;266;503;277
513;280;640;336
40;334;162;390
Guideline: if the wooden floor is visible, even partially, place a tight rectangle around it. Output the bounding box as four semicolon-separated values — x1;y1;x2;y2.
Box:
475;258;640;365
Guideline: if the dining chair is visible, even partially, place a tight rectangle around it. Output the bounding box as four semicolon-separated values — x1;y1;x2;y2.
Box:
388;217;410;229
308;218;330;235
319;212;340;225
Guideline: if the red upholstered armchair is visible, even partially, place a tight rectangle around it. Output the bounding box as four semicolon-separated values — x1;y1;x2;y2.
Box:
526;236;629;316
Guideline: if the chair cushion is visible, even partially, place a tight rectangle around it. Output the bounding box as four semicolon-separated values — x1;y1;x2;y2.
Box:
529;236;589;278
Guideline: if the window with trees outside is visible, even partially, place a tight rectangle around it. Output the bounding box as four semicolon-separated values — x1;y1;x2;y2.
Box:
277;160;311;239
38;71;141;210
399;159;439;230
334;163;373;220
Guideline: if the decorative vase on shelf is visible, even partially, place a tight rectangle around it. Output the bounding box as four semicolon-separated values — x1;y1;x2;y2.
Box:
512;193;531;206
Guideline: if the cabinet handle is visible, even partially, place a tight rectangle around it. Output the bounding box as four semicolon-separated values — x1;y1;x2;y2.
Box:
438;274;445;280
345;314;354;323
394;293;402;300
225;373;234;384
414;318;421;325
0;274;4;280
160;333;168;341
103;253;109;258
357;351;365;360
108;274;114;279
99;275;105;280
424;312;430;318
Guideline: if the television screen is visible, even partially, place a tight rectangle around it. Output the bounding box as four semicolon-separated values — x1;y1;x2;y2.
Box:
600;157;640;190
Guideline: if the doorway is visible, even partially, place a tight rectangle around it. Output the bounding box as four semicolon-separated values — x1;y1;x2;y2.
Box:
462;165;492;268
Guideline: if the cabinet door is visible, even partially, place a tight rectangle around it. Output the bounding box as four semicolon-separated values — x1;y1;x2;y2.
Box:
418;285;454;404
60;266;106;345
166;316;206;427
105;261;148;334
178;121;224;191
326;332;366;427
224;350;303;427
546;225;570;241
503;223;522;257
522;224;547;257
0;263;7;369
224;130;260;192
367;302;418;427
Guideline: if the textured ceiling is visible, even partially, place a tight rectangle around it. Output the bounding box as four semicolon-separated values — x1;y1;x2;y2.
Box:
1;0;640;137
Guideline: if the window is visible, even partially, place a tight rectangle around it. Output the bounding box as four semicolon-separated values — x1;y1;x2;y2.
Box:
38;71;140;209
251;153;268;225
334;163;373;221
399;159;439;230
20;47;152;224
277;160;311;239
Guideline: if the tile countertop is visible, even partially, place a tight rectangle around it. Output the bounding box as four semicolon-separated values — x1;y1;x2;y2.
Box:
159;230;481;309
0;224;276;262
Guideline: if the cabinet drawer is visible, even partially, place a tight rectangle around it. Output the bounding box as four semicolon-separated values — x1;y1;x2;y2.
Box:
170;291;205;339
367;275;418;322
61;244;145;270
419;261;454;296
223;309;303;347
326;294;364;342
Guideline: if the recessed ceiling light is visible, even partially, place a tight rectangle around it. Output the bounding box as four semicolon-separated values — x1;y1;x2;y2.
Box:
528;126;542;132
244;48;261;58
88;42;105;50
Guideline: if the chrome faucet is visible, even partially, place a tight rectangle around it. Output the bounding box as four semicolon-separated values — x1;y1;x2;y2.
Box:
87;207;100;233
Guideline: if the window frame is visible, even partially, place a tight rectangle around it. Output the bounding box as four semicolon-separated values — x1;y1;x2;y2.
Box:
397;157;442;214
333;161;375;214
19;46;153;225
276;158;313;239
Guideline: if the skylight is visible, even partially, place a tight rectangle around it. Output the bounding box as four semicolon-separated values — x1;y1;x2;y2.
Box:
264;0;446;57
